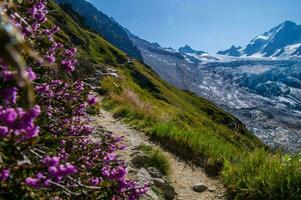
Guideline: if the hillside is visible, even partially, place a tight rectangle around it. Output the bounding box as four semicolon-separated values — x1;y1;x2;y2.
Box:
44;1;301;199
125;24;301;152
48;1;260;149
55;0;143;61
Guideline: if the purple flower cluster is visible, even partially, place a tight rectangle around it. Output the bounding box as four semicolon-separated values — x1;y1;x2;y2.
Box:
28;0;48;32
44;26;60;41
26;67;37;81
88;94;98;105
43;34;77;71
0;103;41;140
25;172;49;188
45;42;63;63
36;80;94;136
0;169;10;181
61;48;77;72
0;87;17;104
0;1;148;199
0;63;13;81
57;136;148;199
44;156;77;177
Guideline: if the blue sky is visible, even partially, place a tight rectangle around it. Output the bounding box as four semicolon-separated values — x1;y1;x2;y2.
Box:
87;0;301;53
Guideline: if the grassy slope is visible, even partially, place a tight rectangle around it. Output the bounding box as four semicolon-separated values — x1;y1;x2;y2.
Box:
49;1;301;199
48;0;262;151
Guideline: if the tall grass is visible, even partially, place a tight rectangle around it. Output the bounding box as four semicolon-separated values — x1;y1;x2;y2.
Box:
101;91;301;200
102;88;163;129
223;150;301;200
139;144;171;176
149;123;242;165
151;124;301;199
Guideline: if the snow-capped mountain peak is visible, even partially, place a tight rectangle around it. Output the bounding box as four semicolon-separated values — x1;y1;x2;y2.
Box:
217;45;242;57
178;45;206;55
218;21;301;58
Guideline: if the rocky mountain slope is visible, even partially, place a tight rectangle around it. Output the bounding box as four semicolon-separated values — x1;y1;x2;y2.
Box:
55;0;143;60
129;37;194;89
217;45;242;57
131;36;301;151
178;45;207;55
218;21;301;58
125;22;301;152
190;60;301;152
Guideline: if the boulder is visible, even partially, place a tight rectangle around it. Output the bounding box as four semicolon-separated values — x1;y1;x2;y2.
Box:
136;168;154;185
164;185;177;200
193;182;208;193
141;190;161;200
152;178;166;188
131;153;150;168
151;178;176;200
136;168;161;200
147;167;163;178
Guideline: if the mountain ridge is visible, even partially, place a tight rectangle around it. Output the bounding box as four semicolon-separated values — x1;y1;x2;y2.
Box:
218;20;301;58
55;0;143;60
178;45;207;55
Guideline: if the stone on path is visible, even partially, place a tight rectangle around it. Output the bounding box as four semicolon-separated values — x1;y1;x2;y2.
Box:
193;183;208;193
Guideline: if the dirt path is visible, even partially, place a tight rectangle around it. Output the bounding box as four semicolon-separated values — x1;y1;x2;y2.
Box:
91;108;227;200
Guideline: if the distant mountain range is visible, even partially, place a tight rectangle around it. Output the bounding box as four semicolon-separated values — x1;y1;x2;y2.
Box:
218;21;301;58
125;23;301;152
56;0;301;60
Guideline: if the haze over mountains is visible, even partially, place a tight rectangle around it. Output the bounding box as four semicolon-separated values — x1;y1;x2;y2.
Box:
56;0;301;152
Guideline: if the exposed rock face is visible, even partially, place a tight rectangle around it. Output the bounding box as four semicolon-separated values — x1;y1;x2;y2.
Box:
163;185;177;200
218;21;301;58
178;45;206;55
217;45;242;57
136;168;159;200
136;168;154;186
146;167;163;179
131;153;151;168
132;155;177;199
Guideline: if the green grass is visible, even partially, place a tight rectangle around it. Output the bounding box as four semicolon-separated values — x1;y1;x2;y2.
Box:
138;144;171;176
151;186;165;200
223;150;301;200
149;123;243;165
49;1;301;199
